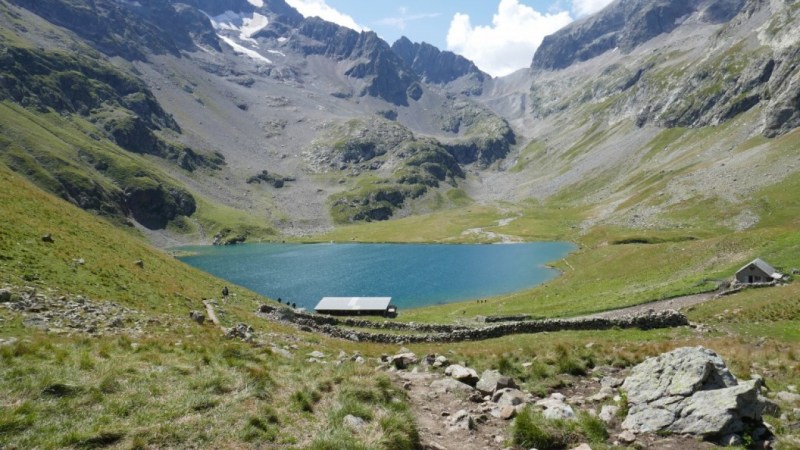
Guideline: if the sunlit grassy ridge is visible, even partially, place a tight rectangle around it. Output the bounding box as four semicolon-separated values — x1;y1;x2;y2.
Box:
0;163;422;449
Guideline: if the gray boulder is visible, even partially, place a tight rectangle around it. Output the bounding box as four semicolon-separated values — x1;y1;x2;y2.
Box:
343;414;367;431
475;369;518;395
431;378;475;394
445;364;479;385
599;405;619;424
493;388;527;408
390;352;418;369
536;395;576;421
448;409;475;432
622;346;765;437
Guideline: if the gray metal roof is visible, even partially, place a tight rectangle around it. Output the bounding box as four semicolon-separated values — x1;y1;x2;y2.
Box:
738;258;781;278
314;297;392;311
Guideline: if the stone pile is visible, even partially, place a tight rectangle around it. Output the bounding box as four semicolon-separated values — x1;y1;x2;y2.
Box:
225;323;255;342
0;286;146;335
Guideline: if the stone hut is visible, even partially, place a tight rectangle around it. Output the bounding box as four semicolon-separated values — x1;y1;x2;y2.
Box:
735;258;783;284
314;297;397;317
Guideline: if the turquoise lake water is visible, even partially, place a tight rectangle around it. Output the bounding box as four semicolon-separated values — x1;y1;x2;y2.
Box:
178;242;575;310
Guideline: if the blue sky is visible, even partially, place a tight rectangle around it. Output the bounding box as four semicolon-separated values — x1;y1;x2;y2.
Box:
283;0;615;77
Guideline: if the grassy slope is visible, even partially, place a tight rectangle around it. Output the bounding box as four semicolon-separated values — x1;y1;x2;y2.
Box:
0;101;275;243
0;165;419;449
3;132;800;447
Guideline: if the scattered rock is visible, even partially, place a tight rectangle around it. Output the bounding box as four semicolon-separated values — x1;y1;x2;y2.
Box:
390;352;418;369
433;355;449;367
189;311;205;325
308;350;325;359
498;405;516;420
601;376;624;389
41;233;54;243
536;395;576;421
476;369;518;395
622;346;766;437
431;378;475;394
448;409;475;432
777;391;800;404
571;444;593;450
618;430;636;443
0;289;11;303
599;405;619;424
343;414;367;431
270;346;293;358
225;323;254;342
445;364;479;385
588;386;614;402
494;388;527;408
0;337;19;346
134;260;144;268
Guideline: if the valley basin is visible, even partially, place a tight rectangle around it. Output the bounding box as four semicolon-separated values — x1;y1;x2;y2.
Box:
177;242;576;310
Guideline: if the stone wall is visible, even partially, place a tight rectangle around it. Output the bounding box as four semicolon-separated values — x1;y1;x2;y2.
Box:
258;304;689;344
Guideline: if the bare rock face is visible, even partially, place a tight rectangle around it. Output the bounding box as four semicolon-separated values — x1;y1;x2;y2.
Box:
622;346;765;437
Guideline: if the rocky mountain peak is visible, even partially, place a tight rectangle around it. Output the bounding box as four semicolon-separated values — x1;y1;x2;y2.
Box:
391;36;487;87
532;0;748;70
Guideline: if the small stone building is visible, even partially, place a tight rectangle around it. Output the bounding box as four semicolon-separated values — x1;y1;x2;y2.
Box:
314;297;396;317
735;258;783;284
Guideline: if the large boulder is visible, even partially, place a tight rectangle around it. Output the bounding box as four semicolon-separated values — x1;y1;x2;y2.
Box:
431;378;475;394
622;346;765;437
476;369;518;395
445;364;479;386
390;352;418;369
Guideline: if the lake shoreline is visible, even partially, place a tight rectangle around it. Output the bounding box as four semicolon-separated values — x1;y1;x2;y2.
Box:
178;241;576;311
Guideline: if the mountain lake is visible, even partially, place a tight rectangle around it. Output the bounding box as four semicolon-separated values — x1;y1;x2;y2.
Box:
177;242;576;310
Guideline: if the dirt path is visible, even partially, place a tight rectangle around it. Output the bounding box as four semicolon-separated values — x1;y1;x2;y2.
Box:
580;291;718;320
393;371;510;450
461;217;522;244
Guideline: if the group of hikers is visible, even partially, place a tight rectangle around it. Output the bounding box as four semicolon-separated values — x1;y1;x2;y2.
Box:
221;286;297;308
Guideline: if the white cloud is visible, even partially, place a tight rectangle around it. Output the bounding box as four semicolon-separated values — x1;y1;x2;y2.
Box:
571;0;615;17
285;0;365;32
446;0;572;77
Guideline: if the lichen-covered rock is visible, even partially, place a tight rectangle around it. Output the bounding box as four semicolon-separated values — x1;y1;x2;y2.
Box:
622;346;765;437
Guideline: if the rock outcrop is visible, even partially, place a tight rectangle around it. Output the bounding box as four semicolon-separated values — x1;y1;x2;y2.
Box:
391;36;486;94
622;346;766;438
532;0;747;70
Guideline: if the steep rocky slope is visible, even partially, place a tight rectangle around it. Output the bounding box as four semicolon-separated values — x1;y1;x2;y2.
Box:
474;0;800;234
1;0;799;243
0;0;515;238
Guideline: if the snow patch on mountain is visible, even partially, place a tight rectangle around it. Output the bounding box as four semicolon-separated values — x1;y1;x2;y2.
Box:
218;35;272;63
208;10;269;44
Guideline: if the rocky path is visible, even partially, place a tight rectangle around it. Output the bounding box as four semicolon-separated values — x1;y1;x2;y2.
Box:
461;217;522;244
580;291;718;320
393;370;510;450
386;346;775;450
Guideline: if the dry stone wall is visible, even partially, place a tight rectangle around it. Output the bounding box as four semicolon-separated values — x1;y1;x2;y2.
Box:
258;305;689;343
